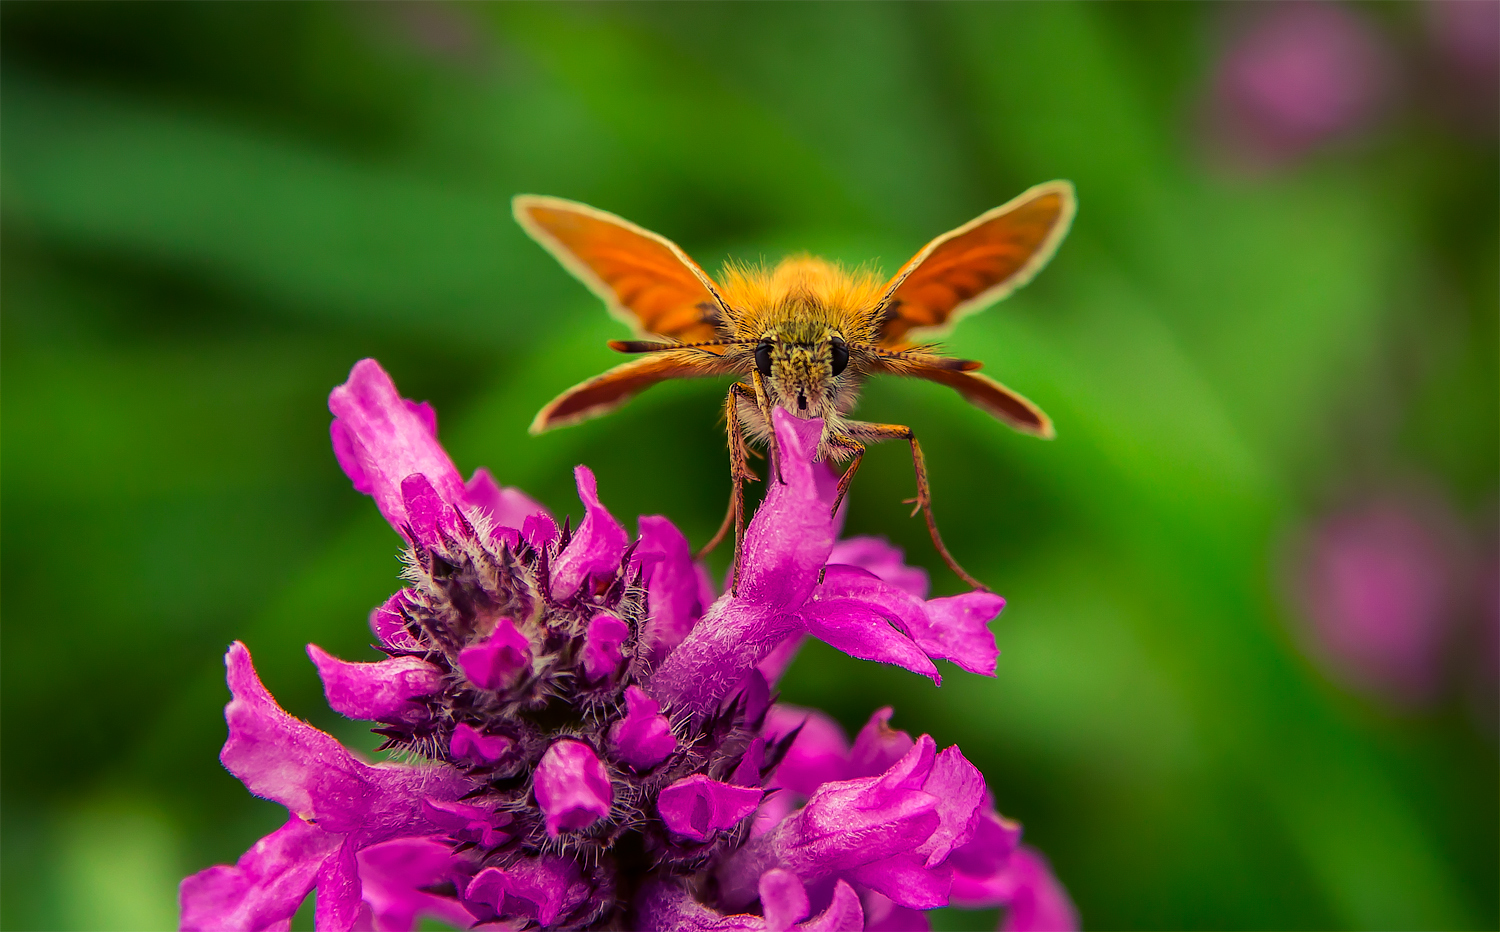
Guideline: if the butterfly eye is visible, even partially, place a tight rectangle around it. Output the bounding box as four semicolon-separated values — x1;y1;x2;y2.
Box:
830;339;849;377
754;341;773;377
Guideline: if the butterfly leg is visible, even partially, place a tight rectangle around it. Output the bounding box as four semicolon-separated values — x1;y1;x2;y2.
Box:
751;370;784;486
825;435;865;517
842;421;989;592
697;382;760;593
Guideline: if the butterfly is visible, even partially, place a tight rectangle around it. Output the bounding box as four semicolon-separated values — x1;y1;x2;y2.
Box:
515;182;1075;591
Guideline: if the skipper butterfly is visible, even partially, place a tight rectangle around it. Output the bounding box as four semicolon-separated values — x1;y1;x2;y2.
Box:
515;183;1075;590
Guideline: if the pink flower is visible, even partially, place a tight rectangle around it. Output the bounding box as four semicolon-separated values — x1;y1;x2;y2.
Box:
1292;492;1467;707
1207;2;1394;167
180;358;1075;931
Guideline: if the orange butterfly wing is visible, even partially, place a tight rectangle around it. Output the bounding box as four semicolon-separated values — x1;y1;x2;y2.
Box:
878;181;1076;346
514;195;727;344
530;351;727;434
902;364;1053;438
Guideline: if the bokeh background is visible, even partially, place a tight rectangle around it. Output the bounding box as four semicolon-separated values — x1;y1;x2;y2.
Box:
2;2;1496;930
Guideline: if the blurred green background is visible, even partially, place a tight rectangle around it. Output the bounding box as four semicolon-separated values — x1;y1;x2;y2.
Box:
2;3;1495;930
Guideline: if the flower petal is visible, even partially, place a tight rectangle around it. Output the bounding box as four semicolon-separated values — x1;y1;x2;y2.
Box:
581;614;630;683
534;739;613;837
220;642;470;836
457;619;531;691
647;599;804;713
463;467;550;543
762;705;849;795
860;891;933;932
610;686;678;771
736;410;833;610
464;856;588;928
368;590;419;651
550;466;629;599
800;880;864;932
757;634;807;685
313;841;367;932
306;645;442;723
179;816;337;932
948;807;1025;906
847;851;951;911
719;737;940;909
846;707;914;779
915;746;986;868
355;836;476;932
632;880;764;931
420;798;514;848
797;597;939;685
918;593;1005;677
639;515;707;662
827;536;930;599
400;473;464;549
758;868;809;932
448;723;514;765
328;359;464;536
998;847;1079;932
658;774;763;842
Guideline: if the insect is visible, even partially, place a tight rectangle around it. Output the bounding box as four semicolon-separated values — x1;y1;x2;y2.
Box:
515;182;1075;591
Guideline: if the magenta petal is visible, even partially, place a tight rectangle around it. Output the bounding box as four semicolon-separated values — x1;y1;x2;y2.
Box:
465;852;588;924
448;723;514;765
648;599;805;713
999;847;1080;932
798;597;939;685
328;359;464;535
948;807;1025;906
369;590;418;651
800;880;864;932
220;642;471;836
421;798;514;848
306;644;441;723
915;747;985;867
464;856;587;928
639;515;707;661
731;737;766;787
827;536;930;599
221;642;382;827
356;836;476;932
719;737;940;909
757;634;807;685
762;705;850;795
179;816;337;932
658;774;763;842
650;412;835;711
846;707;915;779
632;880;764;931
758;868;809;931
463;467;550;538
737;410;833;609
846;851;952;910
581;614;630;683
534;739;613;836
523;511;560;550
457;619;531;691
918;593;1005;676
400;473;463;549
313;842;367;932
550;466;629;599
860;891;933;932
634;878;863;932
610;686;678;770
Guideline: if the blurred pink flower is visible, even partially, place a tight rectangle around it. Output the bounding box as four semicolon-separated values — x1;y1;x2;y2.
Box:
1292;492;1467;707
1208;2;1394;167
